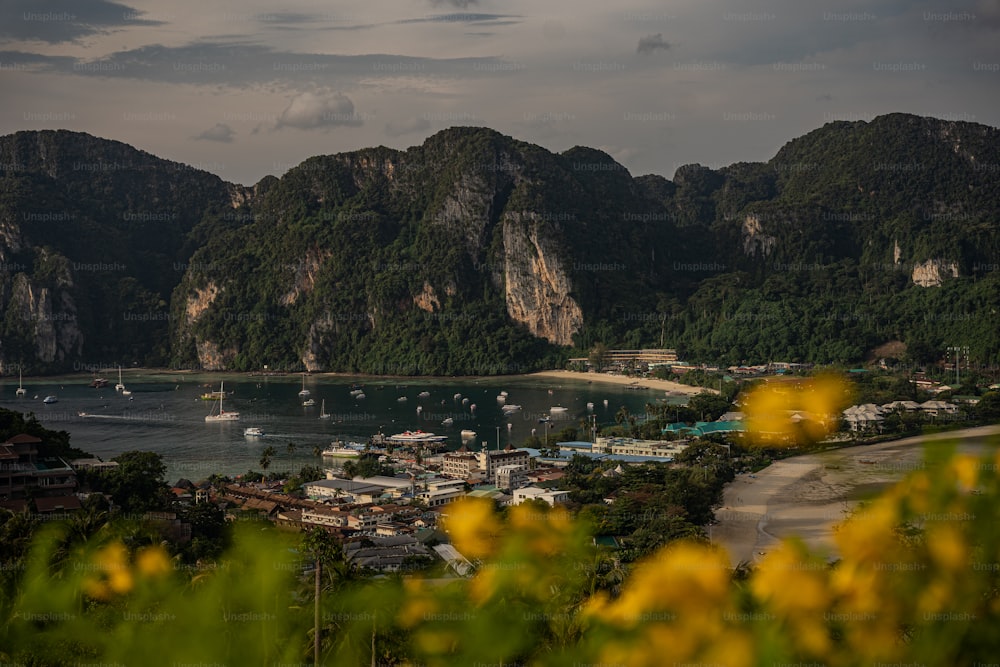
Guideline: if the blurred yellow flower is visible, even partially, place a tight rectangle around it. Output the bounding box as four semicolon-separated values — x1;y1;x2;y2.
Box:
442;498;501;560
136;546;172;579
744;375;848;446
950;454;980;492
82;541;133;599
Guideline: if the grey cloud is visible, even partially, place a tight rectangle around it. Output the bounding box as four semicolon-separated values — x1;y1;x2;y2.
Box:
1;0;163;44
429;0;481;7
637;34;671;54
9;41;510;86
195;123;236;143
384;117;432;137
276;92;364;130
398;13;520;25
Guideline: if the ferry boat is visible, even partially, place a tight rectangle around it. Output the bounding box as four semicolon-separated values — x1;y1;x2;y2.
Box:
322;441;364;457
244;427;265;437
385;430;449;445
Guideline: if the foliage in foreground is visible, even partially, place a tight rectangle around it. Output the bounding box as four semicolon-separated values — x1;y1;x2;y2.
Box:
0;435;998;665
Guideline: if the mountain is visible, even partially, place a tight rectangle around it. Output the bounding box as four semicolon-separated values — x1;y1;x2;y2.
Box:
1;114;999;375
0;130;249;372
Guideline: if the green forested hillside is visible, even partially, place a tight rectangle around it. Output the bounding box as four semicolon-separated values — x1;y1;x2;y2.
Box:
1;114;999;374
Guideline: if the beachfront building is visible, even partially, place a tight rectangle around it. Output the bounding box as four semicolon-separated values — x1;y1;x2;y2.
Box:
842;404;886;432
593;436;689;460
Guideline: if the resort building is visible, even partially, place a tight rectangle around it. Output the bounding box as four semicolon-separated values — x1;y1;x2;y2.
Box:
511;486;570;506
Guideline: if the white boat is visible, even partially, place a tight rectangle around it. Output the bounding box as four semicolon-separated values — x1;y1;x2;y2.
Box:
244;427;264;437
318;400;331;419
15;369;26;396
454;393;462;401
441;417;454;426
298;374;310;398
115;365;125;392
43;395;58;404
349;388;364;396
418;391;431;398
461;429;476;440
302;398;316;407
121;389;132;397
501;404;522;414
385;430;448;445
550;406;569;414
322;441;364;457
496;394;506;403
500;391;508;397
205;381;239;422
397;396;407;402
355;393;365;400
587;402;594;411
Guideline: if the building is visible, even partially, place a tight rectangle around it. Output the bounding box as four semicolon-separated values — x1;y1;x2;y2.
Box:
494;464;529;491
0;435;78;505
478;444;531;485
592;436;689;460
512;486;569;506
442;444;482;479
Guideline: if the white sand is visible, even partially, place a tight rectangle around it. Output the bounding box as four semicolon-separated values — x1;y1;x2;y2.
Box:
525;370;717;395
712;424;1000;567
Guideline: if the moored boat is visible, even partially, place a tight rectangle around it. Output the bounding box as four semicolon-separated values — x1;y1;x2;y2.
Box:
205;381;239;422
43;395;58;404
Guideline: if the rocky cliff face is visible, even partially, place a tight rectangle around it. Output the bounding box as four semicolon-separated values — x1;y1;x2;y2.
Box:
498;212;583;345
911;259;959;287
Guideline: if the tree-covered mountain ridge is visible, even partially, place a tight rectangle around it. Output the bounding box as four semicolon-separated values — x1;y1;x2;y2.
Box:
1;112;998;374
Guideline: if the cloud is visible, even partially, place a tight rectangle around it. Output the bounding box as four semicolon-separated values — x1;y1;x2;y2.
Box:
195;123;236;143
636;34;670;55
429;0;481;7
385;117;432;137
276;92;365;130
0;0;163;43
7;41;510;87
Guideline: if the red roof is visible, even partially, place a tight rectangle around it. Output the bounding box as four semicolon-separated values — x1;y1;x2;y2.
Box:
3;434;43;445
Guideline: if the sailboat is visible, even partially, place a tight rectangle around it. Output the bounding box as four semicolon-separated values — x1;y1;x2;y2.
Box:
298;373;310;398
15;368;26;397
115;366;126;392
318;399;331;419
205;381;239;422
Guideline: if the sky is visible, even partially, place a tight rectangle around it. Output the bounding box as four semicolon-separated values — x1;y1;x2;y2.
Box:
2;0;999;185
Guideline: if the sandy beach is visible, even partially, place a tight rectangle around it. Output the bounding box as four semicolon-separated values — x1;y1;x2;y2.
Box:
525;370;717;396
712;424;1000;567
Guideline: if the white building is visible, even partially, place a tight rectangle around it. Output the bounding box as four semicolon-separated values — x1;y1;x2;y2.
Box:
512;486;569;506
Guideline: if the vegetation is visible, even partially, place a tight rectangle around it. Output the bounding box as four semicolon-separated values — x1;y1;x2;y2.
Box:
4;114;1000;375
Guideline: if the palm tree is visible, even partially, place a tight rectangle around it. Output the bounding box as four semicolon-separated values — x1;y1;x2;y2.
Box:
259;446;277;476
287;442;297;455
300;528;348;666
313;445;322;458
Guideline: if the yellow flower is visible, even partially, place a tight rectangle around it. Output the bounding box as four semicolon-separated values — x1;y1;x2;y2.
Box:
950;454;980;492
925;523;967;573
398;580;438;628
743;375;849;446
442;498;501;560
751;541;829;616
834;500;900;563
136;546;172;578
83;541;133;599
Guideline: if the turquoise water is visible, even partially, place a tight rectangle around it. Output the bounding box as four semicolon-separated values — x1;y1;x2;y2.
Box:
0;372;672;482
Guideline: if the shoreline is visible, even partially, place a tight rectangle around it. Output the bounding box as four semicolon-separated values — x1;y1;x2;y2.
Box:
523;370;716;395
4;368;716;396
712;423;1000;567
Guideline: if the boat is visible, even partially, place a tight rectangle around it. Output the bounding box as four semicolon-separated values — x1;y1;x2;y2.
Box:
461;429;476;440
418;391;431;398
199;390;225;401
319;400;331;419
302;398;316;407
43;395;58;404
322;441;364;457
501;404;522;414
441;417;454;426
385;430;448;445
397;396;407;402
205;381;239;422
121;389;132;397
15;369;26;396
244;427;265;437
115;366;125;392
496;394;506;403
587;402;594;411
550;406;569;414
454;393;462;401
349;388;364;396
355;393;365;400
298;374;310;398
90;377;109;389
